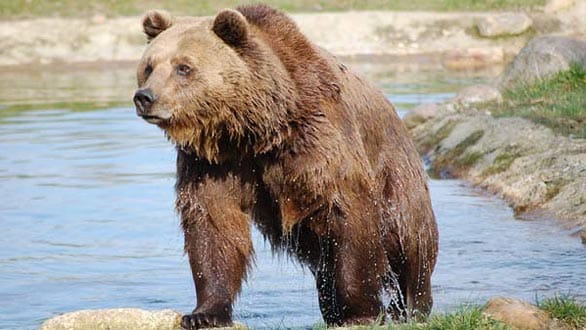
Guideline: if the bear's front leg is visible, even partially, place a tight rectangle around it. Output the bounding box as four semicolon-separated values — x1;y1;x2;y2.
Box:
178;179;253;330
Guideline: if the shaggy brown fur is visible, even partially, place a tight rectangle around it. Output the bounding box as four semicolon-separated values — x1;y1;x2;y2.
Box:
134;5;438;329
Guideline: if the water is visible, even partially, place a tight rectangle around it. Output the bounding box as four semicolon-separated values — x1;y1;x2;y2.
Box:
0;63;584;329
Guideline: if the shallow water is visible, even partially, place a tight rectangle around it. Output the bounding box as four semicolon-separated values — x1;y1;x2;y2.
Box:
0;63;584;329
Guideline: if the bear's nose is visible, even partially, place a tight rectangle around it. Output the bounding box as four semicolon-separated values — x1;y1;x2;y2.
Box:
133;88;156;115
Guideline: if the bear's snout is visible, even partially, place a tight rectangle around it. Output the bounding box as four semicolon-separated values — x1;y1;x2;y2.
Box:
133;88;156;116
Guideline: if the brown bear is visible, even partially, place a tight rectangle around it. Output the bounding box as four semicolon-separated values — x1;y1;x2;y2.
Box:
133;4;438;329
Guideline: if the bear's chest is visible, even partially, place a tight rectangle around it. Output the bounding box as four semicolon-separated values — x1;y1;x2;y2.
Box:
261;161;336;234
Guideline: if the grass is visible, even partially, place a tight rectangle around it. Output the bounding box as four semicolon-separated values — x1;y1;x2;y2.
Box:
481;148;521;176
0;0;545;19
417;120;458;154
313;305;510;330
456;151;484;168
312;297;586;329
425;306;511;330
492;65;586;138
544;178;565;201
538;295;586;329
310;297;586;330
430;130;485;178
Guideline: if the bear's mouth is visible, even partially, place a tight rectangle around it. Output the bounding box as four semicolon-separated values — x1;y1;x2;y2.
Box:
140;114;168;125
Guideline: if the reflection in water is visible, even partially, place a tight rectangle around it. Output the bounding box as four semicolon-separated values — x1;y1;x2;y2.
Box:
0;64;583;329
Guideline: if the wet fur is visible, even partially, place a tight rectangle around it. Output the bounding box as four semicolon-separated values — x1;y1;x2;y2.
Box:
138;4;438;328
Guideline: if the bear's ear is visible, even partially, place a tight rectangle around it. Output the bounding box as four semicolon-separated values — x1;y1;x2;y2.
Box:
142;10;173;42
212;9;249;48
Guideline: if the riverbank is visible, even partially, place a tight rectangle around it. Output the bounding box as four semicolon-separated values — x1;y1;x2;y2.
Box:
40;296;586;329
0;1;584;67
411;106;585;228
406;57;585;234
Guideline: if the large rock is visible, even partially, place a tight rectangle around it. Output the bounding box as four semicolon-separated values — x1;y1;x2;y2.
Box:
476;13;533;38
500;35;586;89
40;309;182;330
482;297;551;330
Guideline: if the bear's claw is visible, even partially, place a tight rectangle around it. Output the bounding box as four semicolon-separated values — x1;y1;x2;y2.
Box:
181;312;232;329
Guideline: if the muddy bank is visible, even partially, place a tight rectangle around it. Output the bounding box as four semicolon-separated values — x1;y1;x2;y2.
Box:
0;2;585;67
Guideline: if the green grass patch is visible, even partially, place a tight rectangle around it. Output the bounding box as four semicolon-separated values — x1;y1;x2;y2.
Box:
417;120;458;154
0;0;545;19
538;295;586;329
313;305;511;330
465;23;536;41
425;306;511;330
456;151;484;168
430;130;485;178
544;178;565;201
493;65;586;138
482;148;521;176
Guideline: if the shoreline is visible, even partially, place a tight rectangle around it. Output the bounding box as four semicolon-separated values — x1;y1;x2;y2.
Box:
1;4;584;68
408;100;586;232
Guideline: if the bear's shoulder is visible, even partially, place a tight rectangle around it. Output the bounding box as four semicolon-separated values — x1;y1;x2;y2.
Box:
237;4;340;110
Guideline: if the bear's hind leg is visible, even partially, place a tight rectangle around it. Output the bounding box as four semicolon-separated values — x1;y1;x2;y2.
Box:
386;251;434;321
316;262;385;326
399;264;433;320
314;212;388;326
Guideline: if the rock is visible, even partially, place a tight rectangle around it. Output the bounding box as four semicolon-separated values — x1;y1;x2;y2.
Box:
410;110;586;223
40;308;182;330
581;228;586;244
477;13;533;38
442;47;505;70
500;35;586;90
452;84;503;107
482;297;551;330
544;0;574;13
403;103;440;129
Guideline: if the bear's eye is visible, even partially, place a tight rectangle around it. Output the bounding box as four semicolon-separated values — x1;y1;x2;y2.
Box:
176;64;191;77
144;64;153;76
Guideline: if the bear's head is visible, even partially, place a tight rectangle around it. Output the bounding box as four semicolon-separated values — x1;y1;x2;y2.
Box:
133;8;294;162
